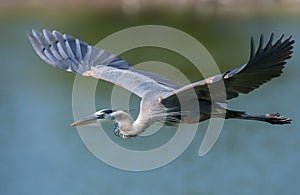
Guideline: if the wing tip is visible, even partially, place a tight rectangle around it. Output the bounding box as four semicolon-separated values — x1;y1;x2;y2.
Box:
248;32;295;62
250;36;255;60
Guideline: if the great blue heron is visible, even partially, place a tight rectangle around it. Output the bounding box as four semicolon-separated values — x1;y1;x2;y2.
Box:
27;29;294;138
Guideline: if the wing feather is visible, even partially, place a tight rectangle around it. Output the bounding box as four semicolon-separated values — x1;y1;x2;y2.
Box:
163;33;294;103
28;29;179;97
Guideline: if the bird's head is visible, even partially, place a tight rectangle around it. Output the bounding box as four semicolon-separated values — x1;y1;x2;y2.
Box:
70;109;115;126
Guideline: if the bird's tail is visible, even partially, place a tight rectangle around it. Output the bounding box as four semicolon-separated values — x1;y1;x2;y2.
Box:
225;110;292;125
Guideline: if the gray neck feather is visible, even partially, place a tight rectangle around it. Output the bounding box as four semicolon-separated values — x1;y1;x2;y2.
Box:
112;110;150;136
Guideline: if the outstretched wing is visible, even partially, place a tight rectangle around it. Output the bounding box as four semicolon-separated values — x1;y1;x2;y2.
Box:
27;29;179;98
163;33;294;103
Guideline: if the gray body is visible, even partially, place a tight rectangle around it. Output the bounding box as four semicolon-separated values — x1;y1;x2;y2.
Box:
28;29;294;138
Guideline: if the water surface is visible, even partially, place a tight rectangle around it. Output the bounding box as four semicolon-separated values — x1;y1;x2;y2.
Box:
1;10;300;195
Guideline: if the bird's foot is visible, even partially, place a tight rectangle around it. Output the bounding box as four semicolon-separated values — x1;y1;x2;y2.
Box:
265;113;292;125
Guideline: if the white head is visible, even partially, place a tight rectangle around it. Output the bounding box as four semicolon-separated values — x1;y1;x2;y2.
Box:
70;109;138;139
70;109;115;126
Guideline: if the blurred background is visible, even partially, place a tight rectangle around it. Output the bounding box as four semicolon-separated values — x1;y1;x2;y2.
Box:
1;0;300;194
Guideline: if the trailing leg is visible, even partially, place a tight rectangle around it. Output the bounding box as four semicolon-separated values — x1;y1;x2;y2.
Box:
225;110;292;125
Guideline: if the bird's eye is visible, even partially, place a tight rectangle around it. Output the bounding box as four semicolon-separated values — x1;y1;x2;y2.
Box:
98;113;106;119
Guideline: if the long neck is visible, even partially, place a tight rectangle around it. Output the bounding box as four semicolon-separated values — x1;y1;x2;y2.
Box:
112;110;151;136
132;113;151;135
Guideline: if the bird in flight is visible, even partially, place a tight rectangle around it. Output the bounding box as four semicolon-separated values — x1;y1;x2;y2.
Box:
28;29;294;138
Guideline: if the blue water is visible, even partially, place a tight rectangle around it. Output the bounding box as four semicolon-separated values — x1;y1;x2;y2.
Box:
1;11;300;194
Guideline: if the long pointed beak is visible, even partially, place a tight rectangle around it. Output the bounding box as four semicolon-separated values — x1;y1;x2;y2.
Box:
70;115;99;126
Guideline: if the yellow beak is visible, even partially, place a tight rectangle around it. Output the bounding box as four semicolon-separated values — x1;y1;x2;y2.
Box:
70;115;99;126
